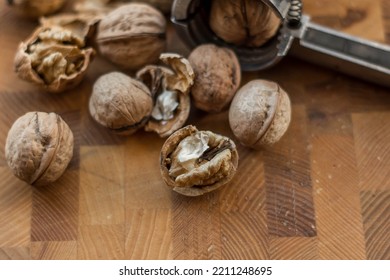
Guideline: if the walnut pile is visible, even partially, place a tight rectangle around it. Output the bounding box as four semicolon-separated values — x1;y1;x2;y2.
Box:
160;125;239;196
5;112;74;186
96;3;167;69
188;44;241;113
209;0;281;47
14;25;95;93
229;79;291;149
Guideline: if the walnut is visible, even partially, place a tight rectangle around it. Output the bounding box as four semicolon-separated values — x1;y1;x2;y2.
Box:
7;0;66;19
5;112;74;186
188;44;241;113
14;26;95;93
136;53;194;137
209;0;281;47
229;80;291;149
96;3;166;70
88;71;153;135
160;125;239;196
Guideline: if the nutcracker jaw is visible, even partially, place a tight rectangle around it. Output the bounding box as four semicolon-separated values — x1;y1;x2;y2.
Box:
170;0;299;71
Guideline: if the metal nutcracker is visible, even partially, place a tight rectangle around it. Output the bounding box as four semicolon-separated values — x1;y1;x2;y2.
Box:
171;0;390;87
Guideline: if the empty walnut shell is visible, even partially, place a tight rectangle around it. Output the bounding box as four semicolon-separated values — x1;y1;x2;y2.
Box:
14;26;95;93
229;80;291;149
160;125;239;196
136;53;194;137
188;44;241;113
7;0;66;19
5;112;74;186
209;0;281;47
89;72;154;135
96;3;166;70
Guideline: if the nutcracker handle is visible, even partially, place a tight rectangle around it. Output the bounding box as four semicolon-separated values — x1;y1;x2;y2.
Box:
288;16;390;87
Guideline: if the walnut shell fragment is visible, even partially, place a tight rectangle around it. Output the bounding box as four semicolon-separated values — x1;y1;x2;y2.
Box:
7;0;66;19
229;80;291;149
96;3;166;69
40;12;104;44
188;44;241;113
209;0;281;47
14;26;95;93
160;125;239;196
136;53;195;137
89;72;153;135
5;112;74;186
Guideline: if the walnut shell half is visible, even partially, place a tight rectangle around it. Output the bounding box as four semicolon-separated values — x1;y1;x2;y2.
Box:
136;53;195;137
5;112;74;186
160;125;239;196
229;80;291;149
14;26;95;93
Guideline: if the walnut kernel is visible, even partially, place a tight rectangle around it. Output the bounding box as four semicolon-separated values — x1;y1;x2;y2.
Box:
96;3;166;69
188;44;241;113
14;26;95;93
160;125;239;196
89;72;153;135
5;112;74;186
209;0;281;47
229;80;291;149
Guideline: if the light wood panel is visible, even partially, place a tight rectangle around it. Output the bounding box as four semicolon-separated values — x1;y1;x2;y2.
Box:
0;0;389;260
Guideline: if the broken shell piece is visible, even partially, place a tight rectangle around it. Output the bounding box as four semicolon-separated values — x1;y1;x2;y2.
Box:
14;26;95;93
40;12;105;44
160;125;239;196
136;53;195;138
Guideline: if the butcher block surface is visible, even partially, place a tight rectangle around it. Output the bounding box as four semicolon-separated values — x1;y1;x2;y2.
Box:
0;0;389;260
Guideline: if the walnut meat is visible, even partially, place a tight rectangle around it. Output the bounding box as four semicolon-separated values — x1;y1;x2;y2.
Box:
229;80;291;149
14;26;95;93
160;125;239;196
136;53;194;137
7;0;66;19
5;112;74;186
89;72;153;135
188;44;241;113
96;3;166;70
209;0;281;47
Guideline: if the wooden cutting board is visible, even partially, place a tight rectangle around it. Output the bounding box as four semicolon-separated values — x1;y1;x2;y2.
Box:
0;0;389;260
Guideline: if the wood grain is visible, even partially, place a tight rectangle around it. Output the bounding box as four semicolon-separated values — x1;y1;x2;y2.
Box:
0;0;389;260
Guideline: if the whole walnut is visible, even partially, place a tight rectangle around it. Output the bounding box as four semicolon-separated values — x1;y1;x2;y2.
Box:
89;72;153;135
136;53;195;137
5;112;74;186
229;80;291;149
160;125;239;196
209;0;281;47
7;0;66;19
188;44;241;113
14;26;95;93
96;3;166;70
